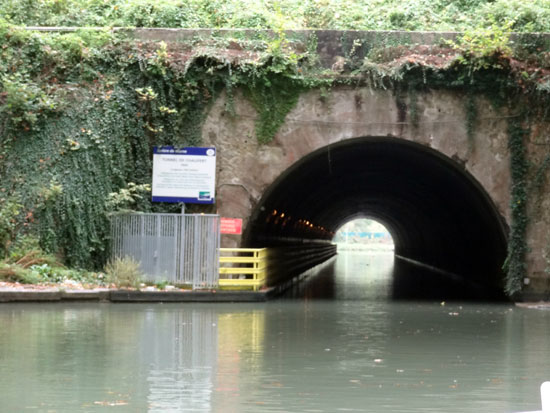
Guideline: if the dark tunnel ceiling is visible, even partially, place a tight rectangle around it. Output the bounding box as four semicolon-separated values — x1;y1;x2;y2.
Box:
245;137;508;298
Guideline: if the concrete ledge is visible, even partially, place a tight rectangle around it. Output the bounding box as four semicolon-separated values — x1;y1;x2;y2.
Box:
109;289;272;302
516;302;550;309
0;288;275;303
515;291;550;303
60;289;111;301
0;290;62;302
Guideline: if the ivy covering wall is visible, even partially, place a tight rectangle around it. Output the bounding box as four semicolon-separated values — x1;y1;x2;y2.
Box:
1;20;550;296
0;23;326;269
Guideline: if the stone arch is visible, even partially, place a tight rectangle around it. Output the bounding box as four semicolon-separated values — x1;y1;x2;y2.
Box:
243;136;508;298
204;85;512;298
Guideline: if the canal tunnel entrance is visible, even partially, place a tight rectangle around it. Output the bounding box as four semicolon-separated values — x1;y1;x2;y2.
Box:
244;137;508;301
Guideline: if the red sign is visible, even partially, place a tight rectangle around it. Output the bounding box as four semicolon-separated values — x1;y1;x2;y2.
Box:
220;218;243;235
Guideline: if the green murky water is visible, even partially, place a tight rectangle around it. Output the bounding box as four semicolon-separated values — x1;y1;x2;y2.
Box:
0;252;548;412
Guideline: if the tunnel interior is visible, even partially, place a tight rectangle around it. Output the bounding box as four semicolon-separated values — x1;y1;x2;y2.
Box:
244;137;509;300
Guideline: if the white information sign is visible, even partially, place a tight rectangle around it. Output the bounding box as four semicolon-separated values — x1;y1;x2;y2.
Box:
152;146;216;204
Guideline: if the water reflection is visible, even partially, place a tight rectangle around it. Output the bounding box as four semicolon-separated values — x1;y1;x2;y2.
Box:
146;310;217;412
0;255;549;412
286;250;505;301
0;303;270;412
283;251;394;300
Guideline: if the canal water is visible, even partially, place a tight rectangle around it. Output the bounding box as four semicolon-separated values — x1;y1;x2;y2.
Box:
1;251;549;412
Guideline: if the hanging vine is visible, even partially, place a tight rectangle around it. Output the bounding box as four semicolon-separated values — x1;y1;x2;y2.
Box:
505;119;529;296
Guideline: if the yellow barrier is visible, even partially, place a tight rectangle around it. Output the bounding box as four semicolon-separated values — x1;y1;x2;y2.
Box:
219;248;268;291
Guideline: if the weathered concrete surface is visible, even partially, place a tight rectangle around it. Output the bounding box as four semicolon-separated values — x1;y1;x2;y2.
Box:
0;288;274;302
204;86;511;229
0;290;63;302
109;289;271;302
203;85;550;300
524;121;550;300
131;29;460;68
61;289;111;300
129;28;550;69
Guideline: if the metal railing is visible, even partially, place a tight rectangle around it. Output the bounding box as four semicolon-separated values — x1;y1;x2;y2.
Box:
218;248;268;291
111;213;220;289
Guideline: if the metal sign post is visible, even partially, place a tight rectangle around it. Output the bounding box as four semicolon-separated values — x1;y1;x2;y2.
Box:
148;146;219;289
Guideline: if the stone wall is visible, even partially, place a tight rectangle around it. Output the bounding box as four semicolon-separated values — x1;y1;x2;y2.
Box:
204;85;510;233
129;27;549;299
202;85;549;299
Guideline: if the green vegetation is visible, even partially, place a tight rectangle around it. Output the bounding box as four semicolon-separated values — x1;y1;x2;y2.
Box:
154;279;169;290
0;262;105;285
3;0;550;33
0;19;324;271
505;121;530;296
1;1;550;295
104;256;142;288
0;235;105;285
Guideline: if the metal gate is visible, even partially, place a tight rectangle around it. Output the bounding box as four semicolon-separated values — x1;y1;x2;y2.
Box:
110;213;220;289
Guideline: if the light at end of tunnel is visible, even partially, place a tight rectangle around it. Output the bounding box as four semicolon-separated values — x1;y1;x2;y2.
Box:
333;218;395;252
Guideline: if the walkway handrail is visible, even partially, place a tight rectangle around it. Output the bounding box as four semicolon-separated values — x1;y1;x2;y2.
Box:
218;248;268;291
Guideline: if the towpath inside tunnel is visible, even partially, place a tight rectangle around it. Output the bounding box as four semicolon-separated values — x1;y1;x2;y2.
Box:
281;250;507;301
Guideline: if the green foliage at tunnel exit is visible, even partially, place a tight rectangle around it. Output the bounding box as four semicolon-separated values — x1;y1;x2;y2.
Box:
1;18;549;296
